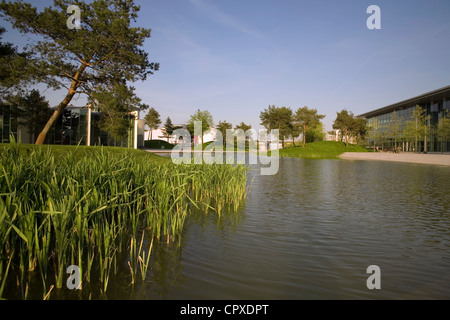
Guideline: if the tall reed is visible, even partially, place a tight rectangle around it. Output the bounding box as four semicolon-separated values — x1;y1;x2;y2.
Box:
0;138;249;299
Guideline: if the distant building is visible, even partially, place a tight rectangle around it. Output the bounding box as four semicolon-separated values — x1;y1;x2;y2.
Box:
0;104;18;144
359;85;450;152
144;125;217;145
0;103;145;149
325;129;357;144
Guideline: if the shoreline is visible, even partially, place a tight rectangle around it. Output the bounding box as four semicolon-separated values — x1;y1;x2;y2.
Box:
339;152;450;166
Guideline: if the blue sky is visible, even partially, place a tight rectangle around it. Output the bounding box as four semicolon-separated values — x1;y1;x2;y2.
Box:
2;0;450;131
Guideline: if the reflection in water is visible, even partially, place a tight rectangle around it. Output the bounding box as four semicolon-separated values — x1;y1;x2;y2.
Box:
139;158;450;300
38;158;450;299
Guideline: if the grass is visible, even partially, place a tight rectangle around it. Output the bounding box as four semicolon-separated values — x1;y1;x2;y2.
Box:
0;143;170;164
0;138;249;299
277;141;370;159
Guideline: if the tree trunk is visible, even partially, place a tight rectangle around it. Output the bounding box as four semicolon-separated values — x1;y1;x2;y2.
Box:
35;92;76;144
303;124;307;148
424;125;428;153
35;63;87;145
345;128;349;147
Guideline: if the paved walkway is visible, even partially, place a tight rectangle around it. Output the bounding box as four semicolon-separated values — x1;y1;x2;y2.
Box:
339;152;450;166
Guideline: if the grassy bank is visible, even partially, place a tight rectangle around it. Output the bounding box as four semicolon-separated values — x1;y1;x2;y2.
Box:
0;140;249;299
278;141;370;159
143;139;175;150
0;143;170;164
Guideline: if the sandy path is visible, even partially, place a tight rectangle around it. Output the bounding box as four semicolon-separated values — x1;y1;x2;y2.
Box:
339;152;450;166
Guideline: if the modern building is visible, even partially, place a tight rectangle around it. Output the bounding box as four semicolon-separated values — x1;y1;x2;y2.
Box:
0;104;18;144
0;104;145;149
359;85;450;152
144;125;217;146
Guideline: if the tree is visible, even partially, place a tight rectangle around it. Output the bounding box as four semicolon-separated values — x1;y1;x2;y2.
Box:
235;122;252;133
385;111;402;149
436;111;450;152
0;26;30;96
187;109;213;145
216;120;232;144
287;122;301;146
352;117;368;146
294;106;325;148
161;117;176;142
305;122;325;143
7;89;52;143
260;105;293;148
332;109;355;147
235;122;253;141
90;82;142;140
403;105;430;153
0;0;159;144
144;107;161;140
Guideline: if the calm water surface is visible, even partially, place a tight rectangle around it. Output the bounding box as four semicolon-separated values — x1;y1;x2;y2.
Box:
113;158;450;299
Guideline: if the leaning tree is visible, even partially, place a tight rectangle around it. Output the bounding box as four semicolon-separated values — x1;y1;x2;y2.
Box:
0;0;159;144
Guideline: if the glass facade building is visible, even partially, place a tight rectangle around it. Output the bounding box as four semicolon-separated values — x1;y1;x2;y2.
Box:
0;104;18;143
360;86;450;153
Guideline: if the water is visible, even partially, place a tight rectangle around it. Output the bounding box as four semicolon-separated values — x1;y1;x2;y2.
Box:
105;157;450;300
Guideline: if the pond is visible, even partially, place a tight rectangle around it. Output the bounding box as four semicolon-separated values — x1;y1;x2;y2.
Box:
105;157;450;299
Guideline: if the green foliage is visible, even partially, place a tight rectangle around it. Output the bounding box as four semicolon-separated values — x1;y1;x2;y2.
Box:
260;105;293;147
402;105;431;152
6;89;53;143
0;0;159;143
0;141;249;299
278;141;369;159
305;122;325;143
235;122;251;133
436;111;450;141
352;117;368;145
332;109;367;147
144;107;161;140
90;83;138;140
143;139;175;150
294;106;325;147
216;120;232;143
187;109;214;144
0;27;30;96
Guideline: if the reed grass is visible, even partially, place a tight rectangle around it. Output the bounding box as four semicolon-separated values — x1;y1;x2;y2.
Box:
0;138;249;299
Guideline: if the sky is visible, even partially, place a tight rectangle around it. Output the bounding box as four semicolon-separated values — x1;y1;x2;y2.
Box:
2;0;450;132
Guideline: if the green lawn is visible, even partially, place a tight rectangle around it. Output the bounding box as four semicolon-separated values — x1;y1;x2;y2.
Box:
143;139;175;150
278;141;370;159
0;143;169;164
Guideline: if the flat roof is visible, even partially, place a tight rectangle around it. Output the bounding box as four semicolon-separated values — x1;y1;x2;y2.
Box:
359;85;450;118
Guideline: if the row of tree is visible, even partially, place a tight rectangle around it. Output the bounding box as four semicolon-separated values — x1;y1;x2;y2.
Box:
259;105;324;148
144;107;254;145
145;105;371;149
331;109;368;147
259;105;368;148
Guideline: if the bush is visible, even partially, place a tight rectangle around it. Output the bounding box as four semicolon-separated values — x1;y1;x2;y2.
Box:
144;139;175;149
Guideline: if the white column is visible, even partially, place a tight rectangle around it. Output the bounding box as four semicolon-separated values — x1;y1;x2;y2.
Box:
133;112;138;149
87;106;91;146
